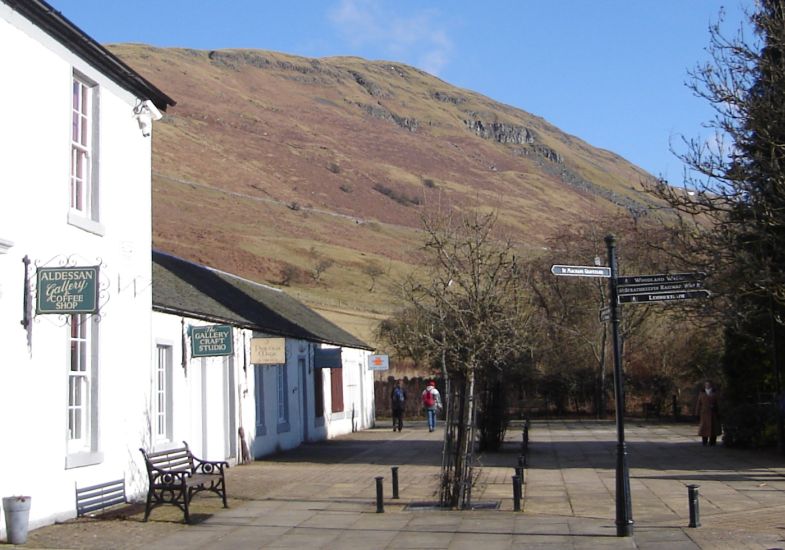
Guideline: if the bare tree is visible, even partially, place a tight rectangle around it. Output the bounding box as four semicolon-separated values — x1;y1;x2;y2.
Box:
362;260;385;292
378;210;533;508
309;246;334;282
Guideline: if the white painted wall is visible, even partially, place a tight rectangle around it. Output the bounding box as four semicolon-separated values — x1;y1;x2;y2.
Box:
151;314;375;467
0;4;156;535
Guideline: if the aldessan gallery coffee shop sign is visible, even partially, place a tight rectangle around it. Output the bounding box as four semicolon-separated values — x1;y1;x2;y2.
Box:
36;266;99;314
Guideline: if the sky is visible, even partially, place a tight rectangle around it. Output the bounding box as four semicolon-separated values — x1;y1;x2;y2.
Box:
48;0;752;182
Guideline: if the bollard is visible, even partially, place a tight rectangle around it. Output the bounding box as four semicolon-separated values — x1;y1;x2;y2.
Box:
512;475;521;511
391;466;399;499
518;455;526;484
516;464;525;485
687;484;700;527
375;476;384;513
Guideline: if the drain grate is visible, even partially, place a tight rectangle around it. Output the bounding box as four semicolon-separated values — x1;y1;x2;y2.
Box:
405;500;500;511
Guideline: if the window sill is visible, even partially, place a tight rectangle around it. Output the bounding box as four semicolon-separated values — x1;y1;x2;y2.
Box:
68;212;105;237
65;451;104;469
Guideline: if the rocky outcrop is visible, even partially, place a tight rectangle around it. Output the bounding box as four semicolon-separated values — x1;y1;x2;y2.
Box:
207;51;343;84
349;70;391;98
464;119;535;145
513;144;563;164
431;91;466;104
352;101;418;132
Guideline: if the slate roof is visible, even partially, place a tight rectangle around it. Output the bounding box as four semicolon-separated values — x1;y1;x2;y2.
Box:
153;250;372;350
3;0;175;111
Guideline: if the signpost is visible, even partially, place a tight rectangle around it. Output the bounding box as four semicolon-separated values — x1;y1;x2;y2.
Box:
599;306;611;323
618;290;710;304
617;272;705;286
551;245;711;538
551;265;611;278
617;281;703;295
604;236;634;537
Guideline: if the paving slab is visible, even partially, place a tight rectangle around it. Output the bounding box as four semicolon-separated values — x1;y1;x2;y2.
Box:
21;419;785;549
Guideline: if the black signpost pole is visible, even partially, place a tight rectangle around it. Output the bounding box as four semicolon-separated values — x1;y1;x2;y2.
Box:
605;234;634;537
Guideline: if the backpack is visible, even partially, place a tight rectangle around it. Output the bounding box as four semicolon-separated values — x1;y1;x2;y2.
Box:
422;388;435;408
392;386;405;405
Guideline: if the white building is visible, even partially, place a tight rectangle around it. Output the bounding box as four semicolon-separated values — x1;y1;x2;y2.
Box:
0;0;174;536
151;251;376;463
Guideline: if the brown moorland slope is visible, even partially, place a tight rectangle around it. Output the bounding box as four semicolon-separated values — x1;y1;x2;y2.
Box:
109;44;661;345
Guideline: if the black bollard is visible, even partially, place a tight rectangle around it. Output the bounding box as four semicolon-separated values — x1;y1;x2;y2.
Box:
391;466;399;499
514;465;523;485
375;476;384;513
687;485;700;527
518;455;526;484
512;475;521;511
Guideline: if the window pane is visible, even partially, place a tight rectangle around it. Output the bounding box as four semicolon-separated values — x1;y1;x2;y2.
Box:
80;116;88;146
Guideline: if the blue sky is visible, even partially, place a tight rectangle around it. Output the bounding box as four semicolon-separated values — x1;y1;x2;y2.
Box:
49;0;751;181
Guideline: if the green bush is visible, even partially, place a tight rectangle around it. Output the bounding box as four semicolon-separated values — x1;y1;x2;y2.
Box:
721;403;778;448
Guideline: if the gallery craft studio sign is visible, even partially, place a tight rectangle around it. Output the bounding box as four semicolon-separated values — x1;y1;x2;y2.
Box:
190;324;233;357
36;266;99;314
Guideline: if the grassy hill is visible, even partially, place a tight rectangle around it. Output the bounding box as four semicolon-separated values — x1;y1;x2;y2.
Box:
110;44;661;346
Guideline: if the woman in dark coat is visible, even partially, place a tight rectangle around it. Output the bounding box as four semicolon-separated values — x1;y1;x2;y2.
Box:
695;381;721;446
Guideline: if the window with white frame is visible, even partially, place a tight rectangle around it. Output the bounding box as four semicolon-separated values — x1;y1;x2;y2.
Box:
70;73;99;223
276;364;289;432
67;314;98;459
154;344;173;442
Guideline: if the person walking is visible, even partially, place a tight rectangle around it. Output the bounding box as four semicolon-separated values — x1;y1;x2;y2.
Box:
390;379;406;432
695;381;721;446
422;380;442;432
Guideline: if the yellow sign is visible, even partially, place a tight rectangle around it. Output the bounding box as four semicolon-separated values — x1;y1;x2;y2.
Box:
251;338;286;364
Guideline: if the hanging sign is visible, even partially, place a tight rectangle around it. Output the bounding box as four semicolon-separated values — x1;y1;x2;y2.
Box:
368;354;389;371
251;337;286;364
190;324;233;357
315;348;342;369
36;266;99;314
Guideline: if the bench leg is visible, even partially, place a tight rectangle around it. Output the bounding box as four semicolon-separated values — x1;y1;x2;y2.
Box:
143;491;153;522
220;479;228;508
183;490;191;524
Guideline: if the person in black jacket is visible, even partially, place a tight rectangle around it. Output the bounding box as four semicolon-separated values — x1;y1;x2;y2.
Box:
391;379;407;432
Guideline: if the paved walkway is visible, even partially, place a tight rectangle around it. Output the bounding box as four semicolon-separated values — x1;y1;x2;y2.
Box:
21;419;785;549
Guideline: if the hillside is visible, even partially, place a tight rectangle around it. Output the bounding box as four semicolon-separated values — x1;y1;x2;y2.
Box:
110;44;661;346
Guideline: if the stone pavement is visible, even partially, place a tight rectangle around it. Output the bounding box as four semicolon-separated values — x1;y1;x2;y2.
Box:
20;419;785;549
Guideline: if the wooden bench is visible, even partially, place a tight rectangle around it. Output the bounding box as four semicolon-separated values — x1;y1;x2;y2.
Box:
139;441;228;523
75;478;126;517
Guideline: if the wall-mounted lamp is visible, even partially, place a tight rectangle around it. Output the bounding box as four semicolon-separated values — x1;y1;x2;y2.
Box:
133;99;163;137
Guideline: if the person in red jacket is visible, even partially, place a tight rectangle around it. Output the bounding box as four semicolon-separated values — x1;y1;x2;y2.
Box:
422;380;442;432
